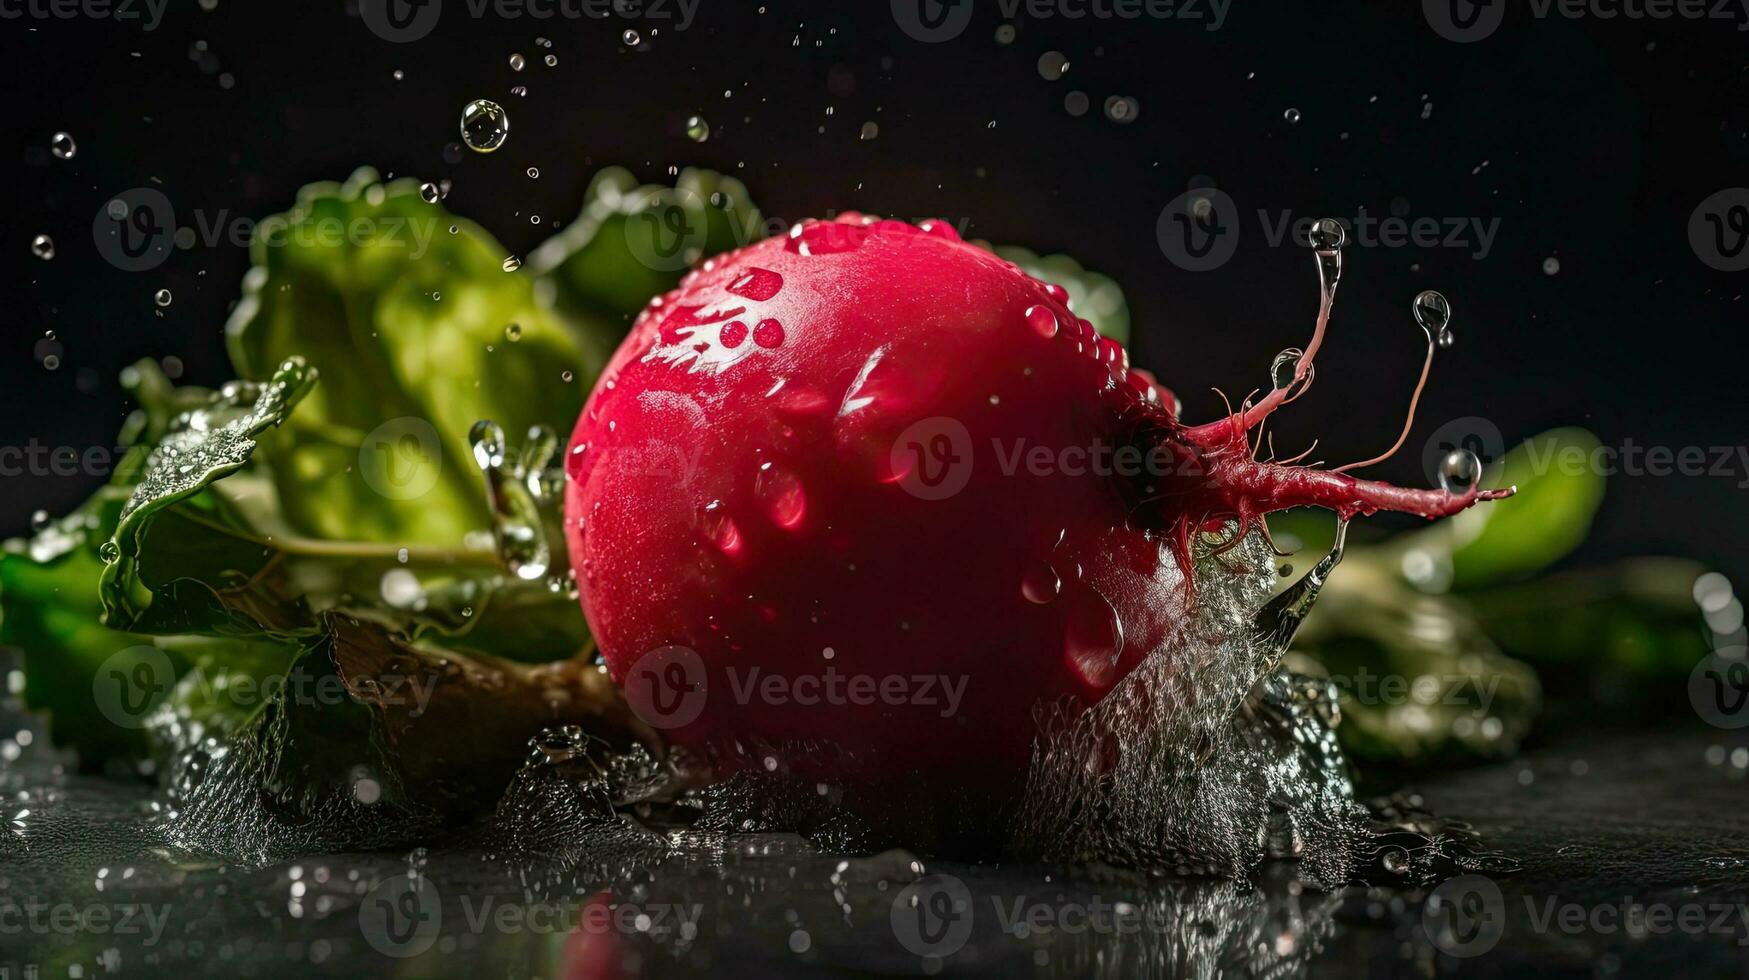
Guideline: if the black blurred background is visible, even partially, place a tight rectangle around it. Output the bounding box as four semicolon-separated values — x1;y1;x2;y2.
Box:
3;0;1745;581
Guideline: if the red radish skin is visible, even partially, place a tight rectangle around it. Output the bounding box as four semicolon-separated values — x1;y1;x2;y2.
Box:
564;215;1506;795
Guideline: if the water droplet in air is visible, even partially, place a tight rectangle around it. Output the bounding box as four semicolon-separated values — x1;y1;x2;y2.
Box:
419;182;440;204
1103;95;1139;124
1037;51;1069;80
1270;348;1313;398
30;235;54;260
700;502;742;555
511;85;528;98
50;132;76;160
1064;91;1090;117
502;255;522;272
1438;448;1481;494
859;121;880;140
543;54;557;67
1412;289;1451;339
622;29;640;46
1542;256;1560;276
561;370;575;383
505;323;522;342
460;99;509;153
995;24;1016;44
1308;217;1346;251
685;115;711;142
1283;107;1302;123
154;289;173;308
526;167;539;179
509;53;525;71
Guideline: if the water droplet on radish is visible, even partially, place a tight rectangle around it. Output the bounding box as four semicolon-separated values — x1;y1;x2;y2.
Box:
1021;561;1061;604
701;502;743;555
719;319;748;349
1064;587;1125;688
755;463;806;529
1024;304;1059;338
1437;448;1481;494
753;318;785;349
726;267;783;301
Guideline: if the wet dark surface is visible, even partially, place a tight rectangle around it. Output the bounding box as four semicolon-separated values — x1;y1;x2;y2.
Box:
1;715;1746;978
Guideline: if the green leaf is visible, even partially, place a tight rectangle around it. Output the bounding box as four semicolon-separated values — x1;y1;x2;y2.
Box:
529;166;764;324
1433;428;1606;589
990;245;1131;346
0;497;168;767
225;167;591;546
99;357;319;636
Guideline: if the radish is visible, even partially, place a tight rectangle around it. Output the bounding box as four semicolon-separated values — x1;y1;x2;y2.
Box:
563;214;1509;800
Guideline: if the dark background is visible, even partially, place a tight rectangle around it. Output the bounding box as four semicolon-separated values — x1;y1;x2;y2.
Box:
4;0;1746;582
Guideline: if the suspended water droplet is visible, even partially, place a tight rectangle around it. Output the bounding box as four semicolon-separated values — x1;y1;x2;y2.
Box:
543;53;557;67
50;132;76;160
755;463;807;529
1542;256;1560;276
1283;107;1302;124
526;167;539;179
1437;448;1481;494
859;121;880;140
460;99;509;153
508;53;525;71
154;289;173;308
685;115;711;142
30;235;54;260
511;85;528;98
1037;51;1069;80
622;29;641;46
1065;588;1126;688
1436;329;1455;349
504;323;522;342
419;182;440;204
502;255;522;272
1064;91;1090;117
995;23;1016;43
1103;95;1139;124
1308;217;1346;251
1021;561;1061;604
561;370;575;383
469;420;551;580
1412;289;1451;337
1024;304;1059;339
1270;348;1313;399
